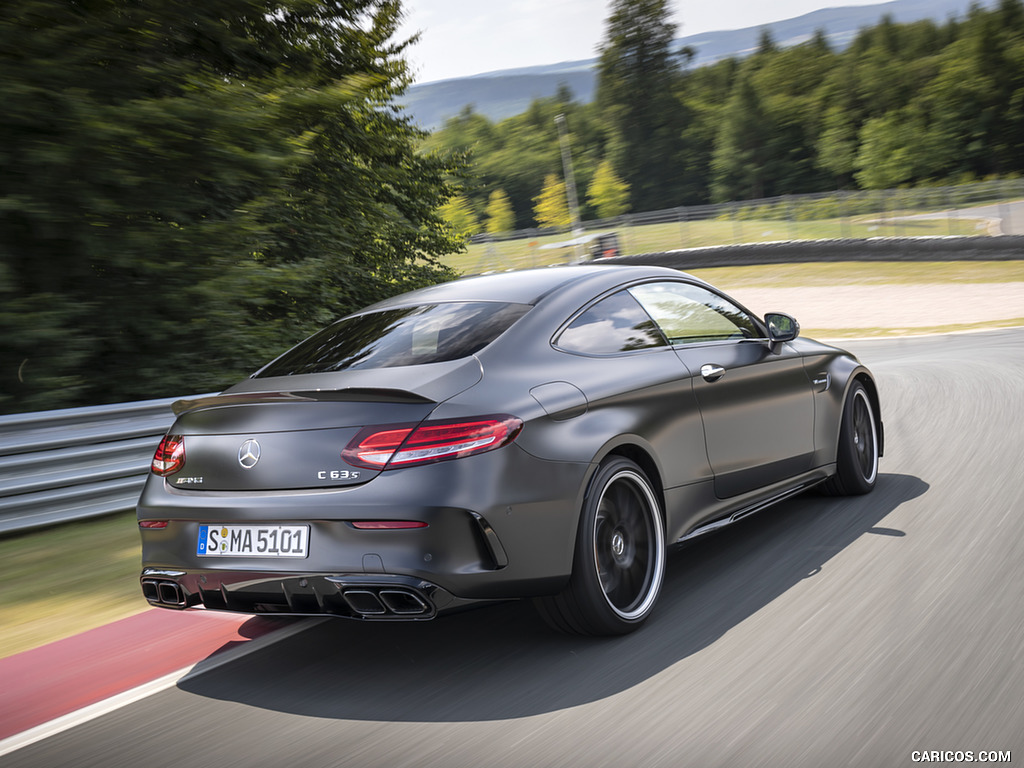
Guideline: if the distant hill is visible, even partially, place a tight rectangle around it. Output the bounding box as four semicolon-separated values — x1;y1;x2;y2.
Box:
400;0;992;131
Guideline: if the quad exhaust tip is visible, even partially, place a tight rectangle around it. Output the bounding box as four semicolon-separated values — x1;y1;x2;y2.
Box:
142;578;186;608
342;587;430;617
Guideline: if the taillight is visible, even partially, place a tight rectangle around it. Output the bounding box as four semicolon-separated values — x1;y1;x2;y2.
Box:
152;434;185;476
343;415;523;470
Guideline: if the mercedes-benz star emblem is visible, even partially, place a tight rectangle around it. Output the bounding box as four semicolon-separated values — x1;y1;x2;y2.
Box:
238;439;261;469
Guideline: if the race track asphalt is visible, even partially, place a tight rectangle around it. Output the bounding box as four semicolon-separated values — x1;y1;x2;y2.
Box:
5;328;1024;768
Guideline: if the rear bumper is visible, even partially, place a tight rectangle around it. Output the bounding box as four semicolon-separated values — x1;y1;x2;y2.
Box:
141;568;491;620
138;445;592;611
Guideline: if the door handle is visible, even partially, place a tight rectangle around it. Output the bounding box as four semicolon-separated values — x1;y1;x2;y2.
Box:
700;364;726;382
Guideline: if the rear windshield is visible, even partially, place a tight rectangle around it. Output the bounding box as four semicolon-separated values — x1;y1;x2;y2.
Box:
254;302;531;377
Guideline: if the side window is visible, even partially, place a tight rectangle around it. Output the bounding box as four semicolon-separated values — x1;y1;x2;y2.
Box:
629;282;762;344
556;290;667;355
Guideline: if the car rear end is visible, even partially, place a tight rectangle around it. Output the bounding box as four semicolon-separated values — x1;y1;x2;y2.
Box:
137;294;590;620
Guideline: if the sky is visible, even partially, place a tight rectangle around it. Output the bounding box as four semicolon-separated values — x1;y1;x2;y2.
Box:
396;0;894;84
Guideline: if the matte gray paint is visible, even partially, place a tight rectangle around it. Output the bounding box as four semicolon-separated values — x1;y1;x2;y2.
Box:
138;265;880;620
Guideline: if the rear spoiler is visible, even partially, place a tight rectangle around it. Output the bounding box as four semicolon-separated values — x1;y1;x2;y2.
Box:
172;388;434;416
210;356;483;410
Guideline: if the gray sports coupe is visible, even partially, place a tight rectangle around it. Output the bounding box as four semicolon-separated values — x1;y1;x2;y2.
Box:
138;264;882;635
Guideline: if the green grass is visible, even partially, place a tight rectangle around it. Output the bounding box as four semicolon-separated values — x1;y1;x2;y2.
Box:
0;511;146;659
446;215;988;275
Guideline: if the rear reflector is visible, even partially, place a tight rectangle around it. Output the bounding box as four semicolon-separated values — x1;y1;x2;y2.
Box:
343;415;523;470
151;435;185;476
139;520;169;529
350;521;429;530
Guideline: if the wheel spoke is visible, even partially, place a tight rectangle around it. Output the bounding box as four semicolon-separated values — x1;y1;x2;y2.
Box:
594;475;658;612
849;390;877;483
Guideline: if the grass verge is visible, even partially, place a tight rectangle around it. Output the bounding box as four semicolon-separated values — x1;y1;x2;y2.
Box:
0;511;146;659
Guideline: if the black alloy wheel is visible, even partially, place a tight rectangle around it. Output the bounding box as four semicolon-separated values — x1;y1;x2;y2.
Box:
535;456;666;635
822;380;879;496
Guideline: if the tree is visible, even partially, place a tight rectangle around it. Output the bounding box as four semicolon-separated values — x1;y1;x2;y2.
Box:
853;111;922;189
711;71;774;201
485;190;516;234
756;27;779;56
534;174;572;229
439;195;479;238
597;0;687;211
0;0;461;413
817;106;861;186
587;160;631;218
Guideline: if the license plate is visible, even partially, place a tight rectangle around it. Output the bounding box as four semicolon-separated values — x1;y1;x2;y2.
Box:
197;524;309;558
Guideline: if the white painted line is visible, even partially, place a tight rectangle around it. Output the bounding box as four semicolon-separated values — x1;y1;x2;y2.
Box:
0;617;325;759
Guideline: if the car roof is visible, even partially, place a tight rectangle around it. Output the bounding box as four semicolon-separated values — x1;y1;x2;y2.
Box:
360;264;703;313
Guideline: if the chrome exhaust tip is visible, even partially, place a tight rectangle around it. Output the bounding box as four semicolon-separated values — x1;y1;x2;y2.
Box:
142;578;187;608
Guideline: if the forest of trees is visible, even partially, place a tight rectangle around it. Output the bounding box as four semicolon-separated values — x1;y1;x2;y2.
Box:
0;0;462;414
427;0;1024;232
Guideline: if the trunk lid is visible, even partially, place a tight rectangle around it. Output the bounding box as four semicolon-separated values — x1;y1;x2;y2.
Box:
161;359;481;492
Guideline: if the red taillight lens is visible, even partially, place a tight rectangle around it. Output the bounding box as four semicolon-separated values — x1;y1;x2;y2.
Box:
151;434;185;476
345;426;416;468
139;520;169;529
350;521;429;530
343;415;523;470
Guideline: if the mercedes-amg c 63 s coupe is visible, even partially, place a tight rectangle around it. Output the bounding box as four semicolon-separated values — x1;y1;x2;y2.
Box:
138;264;882;635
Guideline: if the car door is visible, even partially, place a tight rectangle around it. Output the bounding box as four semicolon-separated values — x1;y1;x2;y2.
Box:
550;288;713;490
629;281;816;499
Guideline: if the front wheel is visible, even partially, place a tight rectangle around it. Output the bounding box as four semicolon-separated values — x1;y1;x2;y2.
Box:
821;380;879;496
535;457;666;635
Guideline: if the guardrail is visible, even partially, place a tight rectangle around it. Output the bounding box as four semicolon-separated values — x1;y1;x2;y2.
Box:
0;396;187;534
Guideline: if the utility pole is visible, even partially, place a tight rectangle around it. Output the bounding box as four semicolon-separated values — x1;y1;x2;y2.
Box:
555;113;584;260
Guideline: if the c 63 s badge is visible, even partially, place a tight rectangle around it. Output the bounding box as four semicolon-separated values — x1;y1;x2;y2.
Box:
318;470;361;480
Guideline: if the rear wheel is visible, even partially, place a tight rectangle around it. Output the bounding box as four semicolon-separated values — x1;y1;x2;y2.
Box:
535;457;665;635
821;380;879;496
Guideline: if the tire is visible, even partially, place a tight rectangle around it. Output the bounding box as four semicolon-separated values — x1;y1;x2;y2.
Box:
821;380;879;496
535;457;666;635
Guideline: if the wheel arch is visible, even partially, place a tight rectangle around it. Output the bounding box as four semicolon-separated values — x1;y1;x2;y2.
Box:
594;442;667;534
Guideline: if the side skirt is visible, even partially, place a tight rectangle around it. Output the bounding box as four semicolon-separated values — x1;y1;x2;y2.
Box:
675;473;830;545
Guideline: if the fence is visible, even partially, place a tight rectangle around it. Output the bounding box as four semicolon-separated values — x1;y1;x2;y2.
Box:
0;396;183;534
460;178;1024;274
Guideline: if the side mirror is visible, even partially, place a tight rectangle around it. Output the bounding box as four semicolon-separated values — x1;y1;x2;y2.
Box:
765;312;800;344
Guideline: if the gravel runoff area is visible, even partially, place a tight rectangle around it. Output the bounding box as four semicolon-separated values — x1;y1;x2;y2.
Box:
725;282;1024;333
